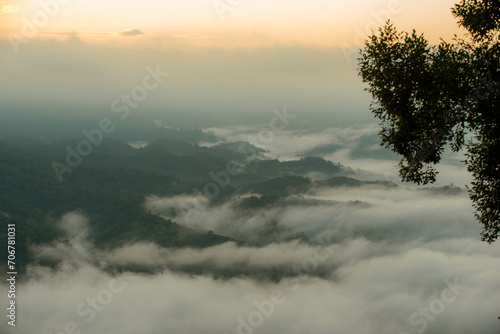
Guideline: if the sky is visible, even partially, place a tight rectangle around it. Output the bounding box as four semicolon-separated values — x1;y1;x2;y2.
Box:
0;0;466;131
1;0;462;49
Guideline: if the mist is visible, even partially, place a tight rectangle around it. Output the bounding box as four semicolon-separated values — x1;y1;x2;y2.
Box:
1;207;499;334
0;38;372;142
1;16;498;334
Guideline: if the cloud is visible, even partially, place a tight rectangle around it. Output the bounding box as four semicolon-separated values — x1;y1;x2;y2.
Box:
2;211;499;334
203;124;380;160
116;28;144;37
59;212;88;238
102;240;337;278
144;181;480;246
1;162;499;334
201;123;473;187
32;212;92;264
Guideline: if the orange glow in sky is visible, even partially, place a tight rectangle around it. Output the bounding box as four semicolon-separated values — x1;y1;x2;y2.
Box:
1;0;463;49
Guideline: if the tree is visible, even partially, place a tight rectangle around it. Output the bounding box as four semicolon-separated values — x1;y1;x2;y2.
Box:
358;0;500;242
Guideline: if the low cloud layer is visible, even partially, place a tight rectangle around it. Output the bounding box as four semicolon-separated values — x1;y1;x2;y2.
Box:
145;183;480;245
2;211;499;334
3;167;499;334
200;123;471;187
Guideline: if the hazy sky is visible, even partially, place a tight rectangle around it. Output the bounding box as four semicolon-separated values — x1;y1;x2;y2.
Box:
0;0;468;132
2;0;463;49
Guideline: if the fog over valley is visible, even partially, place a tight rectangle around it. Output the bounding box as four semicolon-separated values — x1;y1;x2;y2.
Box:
1;1;499;332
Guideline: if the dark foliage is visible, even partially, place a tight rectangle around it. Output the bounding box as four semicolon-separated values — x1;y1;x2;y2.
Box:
358;0;500;242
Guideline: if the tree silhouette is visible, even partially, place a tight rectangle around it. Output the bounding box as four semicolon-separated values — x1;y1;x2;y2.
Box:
358;0;500;242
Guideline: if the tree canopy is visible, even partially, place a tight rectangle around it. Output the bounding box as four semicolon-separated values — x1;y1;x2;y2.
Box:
358;0;500;242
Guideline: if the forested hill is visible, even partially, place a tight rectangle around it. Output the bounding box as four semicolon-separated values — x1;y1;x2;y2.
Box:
0;135;390;275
